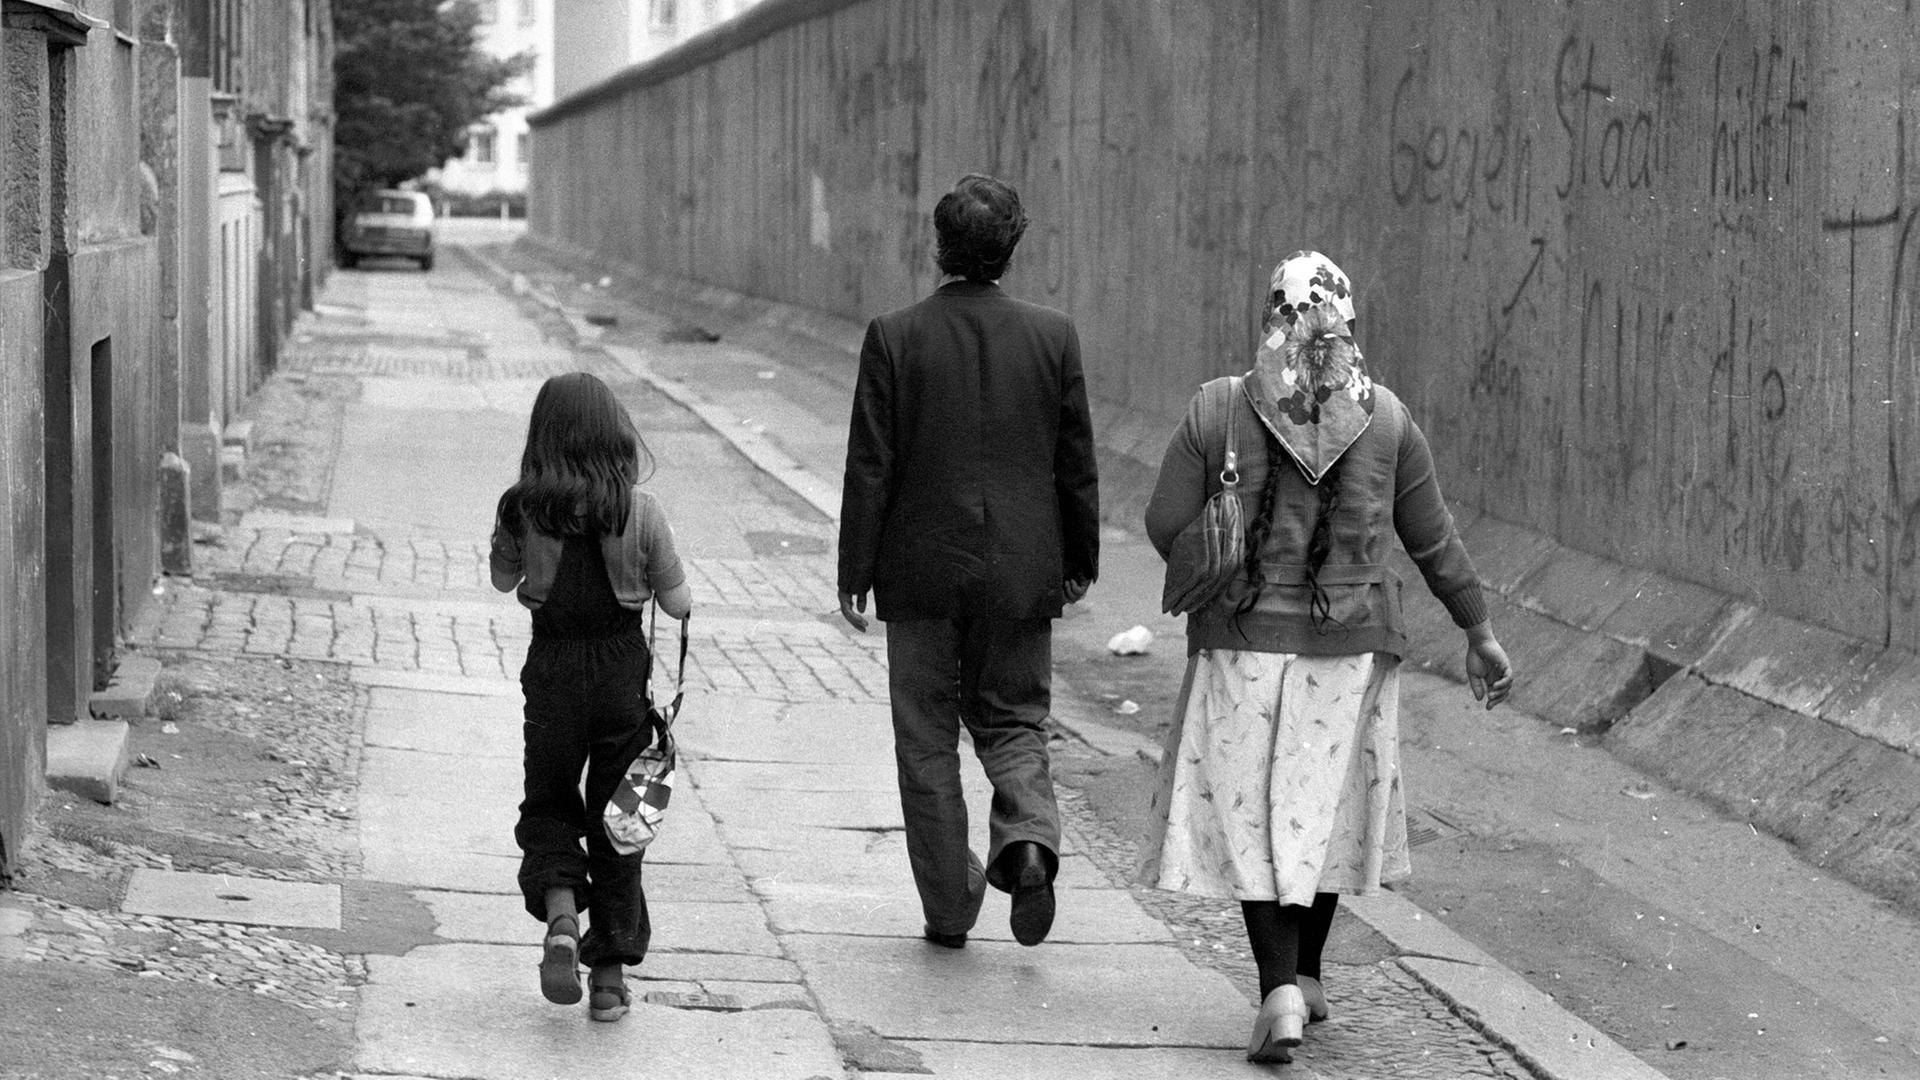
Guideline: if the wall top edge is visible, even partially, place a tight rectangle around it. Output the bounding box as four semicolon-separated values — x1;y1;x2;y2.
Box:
528;0;871;128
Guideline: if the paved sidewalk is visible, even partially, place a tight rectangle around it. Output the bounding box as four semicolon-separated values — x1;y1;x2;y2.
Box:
113;246;1665;1079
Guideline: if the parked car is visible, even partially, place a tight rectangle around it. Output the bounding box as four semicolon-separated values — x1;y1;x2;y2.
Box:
341;190;436;270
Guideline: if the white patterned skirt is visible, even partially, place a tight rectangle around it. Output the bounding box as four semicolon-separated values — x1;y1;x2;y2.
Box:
1137;649;1410;906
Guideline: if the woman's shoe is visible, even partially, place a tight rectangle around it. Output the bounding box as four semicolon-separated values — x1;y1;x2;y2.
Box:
539;914;582;1005
1296;974;1330;1022
1246;984;1307;1063
589;978;631;1022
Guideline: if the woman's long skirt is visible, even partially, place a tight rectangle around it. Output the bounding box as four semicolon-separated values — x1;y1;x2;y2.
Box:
1137;649;1411;906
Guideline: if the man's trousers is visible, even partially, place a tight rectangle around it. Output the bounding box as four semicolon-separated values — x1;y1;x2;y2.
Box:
885;616;1062;936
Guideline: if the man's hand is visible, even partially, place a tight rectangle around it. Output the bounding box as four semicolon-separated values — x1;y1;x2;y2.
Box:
1063;577;1091;604
838;591;870;633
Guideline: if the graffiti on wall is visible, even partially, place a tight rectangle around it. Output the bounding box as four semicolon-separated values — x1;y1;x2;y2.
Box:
1383;26;1878;606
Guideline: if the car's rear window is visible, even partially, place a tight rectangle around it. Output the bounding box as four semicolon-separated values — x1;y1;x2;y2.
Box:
368;195;425;216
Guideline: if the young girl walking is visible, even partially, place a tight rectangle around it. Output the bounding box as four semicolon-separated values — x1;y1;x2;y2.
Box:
490;371;692;1022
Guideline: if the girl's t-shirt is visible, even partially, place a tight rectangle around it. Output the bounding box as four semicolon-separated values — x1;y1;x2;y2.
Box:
491;489;687;615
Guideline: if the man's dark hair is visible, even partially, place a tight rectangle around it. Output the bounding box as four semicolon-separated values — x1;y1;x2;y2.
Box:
933;174;1028;282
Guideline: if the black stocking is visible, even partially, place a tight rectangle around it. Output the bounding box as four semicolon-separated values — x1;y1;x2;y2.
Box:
1240;900;1303;999
1296;892;1340;980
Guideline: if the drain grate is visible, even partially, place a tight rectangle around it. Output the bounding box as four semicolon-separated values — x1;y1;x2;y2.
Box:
1405;808;1464;849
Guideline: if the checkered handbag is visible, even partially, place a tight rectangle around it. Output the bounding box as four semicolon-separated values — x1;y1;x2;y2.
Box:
604;609;688;856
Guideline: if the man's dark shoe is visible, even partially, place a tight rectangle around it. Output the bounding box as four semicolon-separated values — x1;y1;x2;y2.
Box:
1005;842;1055;946
923;926;968;949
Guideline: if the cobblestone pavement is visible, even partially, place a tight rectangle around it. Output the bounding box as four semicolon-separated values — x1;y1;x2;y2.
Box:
4;655;369;1018
135;523;891;698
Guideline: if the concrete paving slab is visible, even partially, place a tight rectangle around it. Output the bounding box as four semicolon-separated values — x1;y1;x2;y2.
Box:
719;822;903;858
641;951;803;984
700;786;904;831
879;1040;1291;1080
357;944;841;1080
641;979;815;1011
688;758;900;792
330;402;520;542
645;861;758;903
122;869;341;929
419;889;779;955
761;881;1171;944
788;934;1246;1048
360;746;521;887
732;831;1111;894
642;801;735;868
364;687;522;758
350;667;518;696
678;698;895;766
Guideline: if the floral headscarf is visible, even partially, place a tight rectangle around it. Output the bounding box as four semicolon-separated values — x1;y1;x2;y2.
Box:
1243;251;1374;485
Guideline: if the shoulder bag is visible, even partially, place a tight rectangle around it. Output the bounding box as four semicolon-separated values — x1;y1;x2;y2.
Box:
1160;376;1247;616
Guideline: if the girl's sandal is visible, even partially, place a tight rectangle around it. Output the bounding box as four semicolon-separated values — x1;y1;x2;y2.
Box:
539;915;581;1005
589;979;630;1022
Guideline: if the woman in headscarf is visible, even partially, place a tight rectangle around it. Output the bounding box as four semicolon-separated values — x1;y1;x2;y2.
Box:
1139;251;1514;1064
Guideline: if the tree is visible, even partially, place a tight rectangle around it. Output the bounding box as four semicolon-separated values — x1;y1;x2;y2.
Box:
332;0;530;209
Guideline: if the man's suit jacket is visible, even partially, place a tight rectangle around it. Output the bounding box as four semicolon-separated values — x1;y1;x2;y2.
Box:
838;279;1100;622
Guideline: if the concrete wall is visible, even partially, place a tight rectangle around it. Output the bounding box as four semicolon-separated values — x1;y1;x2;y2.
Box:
529;0;1920;653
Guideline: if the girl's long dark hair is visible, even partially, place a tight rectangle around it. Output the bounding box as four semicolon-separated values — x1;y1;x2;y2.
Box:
1235;423;1344;634
496;372;654;538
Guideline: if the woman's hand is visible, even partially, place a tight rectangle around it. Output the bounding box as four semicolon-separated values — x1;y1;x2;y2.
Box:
1464;628;1513;710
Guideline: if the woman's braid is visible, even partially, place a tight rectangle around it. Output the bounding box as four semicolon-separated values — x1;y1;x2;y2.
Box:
1233;418;1287;634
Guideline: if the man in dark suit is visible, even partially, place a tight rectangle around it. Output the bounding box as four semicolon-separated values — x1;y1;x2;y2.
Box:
838;174;1100;950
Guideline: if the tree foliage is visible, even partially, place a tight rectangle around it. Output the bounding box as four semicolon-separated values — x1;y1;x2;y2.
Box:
333;0;530;204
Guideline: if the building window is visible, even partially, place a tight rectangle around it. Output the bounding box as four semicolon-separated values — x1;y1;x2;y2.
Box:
650;0;676;29
211;0;242;93
471;129;496;166
516;132;531;168
518;0;538;26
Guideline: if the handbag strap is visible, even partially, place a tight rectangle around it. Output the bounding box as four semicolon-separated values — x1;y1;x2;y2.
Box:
647;602;690;727
1217;376;1241;493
